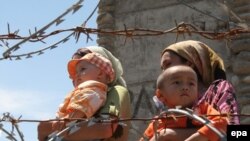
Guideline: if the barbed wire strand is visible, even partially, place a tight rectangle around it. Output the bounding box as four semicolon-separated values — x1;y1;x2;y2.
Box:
1;0;84;59
1;109;244;141
1;112;249;140
0;0;101;61
1;113;250;124
0;124;18;141
73;0;101;43
1;22;250;61
82;0;100;27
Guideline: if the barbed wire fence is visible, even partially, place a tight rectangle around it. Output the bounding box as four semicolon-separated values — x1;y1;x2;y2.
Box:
1;110;250;141
1;0;250;141
1;0;250;61
1;22;250;61
0;0;97;61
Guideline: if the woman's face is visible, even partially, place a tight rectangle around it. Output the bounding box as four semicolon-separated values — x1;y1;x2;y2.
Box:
161;51;186;71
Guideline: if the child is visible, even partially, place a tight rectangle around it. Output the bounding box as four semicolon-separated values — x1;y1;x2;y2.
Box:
142;65;227;141
56;52;115;120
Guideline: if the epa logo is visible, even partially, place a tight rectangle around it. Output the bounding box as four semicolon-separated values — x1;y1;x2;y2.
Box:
231;131;247;138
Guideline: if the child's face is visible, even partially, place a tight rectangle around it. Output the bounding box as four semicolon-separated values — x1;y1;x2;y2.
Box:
73;60;101;87
158;67;198;108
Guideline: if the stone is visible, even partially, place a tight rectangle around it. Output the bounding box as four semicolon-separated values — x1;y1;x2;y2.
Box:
233;4;250;14
99;6;115;13
232;60;250;74
239;12;250;22
236;51;250;61
237;94;250;105
242;76;250;83
234;4;250;14
229;0;250;8
236;85;250;94
97;37;114;46
99;0;114;7
231;39;250;53
241;118;250;124
97;23;114;29
231;75;240;86
97;13;114;25
241;105;250;114
231;33;250;40
98;34;114;38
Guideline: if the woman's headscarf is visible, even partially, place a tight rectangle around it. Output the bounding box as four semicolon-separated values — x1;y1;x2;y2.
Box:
72;46;127;87
162;40;225;86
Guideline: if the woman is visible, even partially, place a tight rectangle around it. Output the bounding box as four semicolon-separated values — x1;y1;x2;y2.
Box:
38;46;131;141
149;40;239;141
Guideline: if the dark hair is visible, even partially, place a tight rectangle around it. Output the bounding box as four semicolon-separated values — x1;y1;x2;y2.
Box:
72;48;91;59
214;66;226;80
164;50;187;64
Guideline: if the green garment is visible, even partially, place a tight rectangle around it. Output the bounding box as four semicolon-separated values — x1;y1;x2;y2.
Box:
97;85;131;141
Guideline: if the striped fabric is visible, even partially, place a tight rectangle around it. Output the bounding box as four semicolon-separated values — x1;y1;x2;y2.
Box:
87;53;115;83
197;79;240;125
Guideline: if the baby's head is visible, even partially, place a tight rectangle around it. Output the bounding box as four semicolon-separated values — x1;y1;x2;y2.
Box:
68;52;115;87
156;65;198;108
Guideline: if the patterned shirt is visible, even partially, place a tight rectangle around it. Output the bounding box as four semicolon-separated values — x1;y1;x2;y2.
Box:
198;79;240;125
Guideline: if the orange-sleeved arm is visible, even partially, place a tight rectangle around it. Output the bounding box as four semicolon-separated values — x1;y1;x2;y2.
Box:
57;80;108;118
197;102;228;141
67;81;107;118
143;116;188;139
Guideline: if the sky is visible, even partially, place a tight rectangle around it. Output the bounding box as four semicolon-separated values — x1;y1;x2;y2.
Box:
0;0;98;140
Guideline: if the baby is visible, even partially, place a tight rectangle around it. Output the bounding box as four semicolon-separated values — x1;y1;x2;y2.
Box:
142;65;227;141
56;52;115;119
